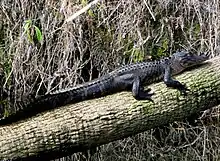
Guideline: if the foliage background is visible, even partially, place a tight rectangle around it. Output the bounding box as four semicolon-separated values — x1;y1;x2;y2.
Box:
0;0;220;160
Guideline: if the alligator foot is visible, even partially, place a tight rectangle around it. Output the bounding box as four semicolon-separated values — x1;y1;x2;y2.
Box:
133;87;154;102
177;83;190;96
132;77;154;101
165;80;190;96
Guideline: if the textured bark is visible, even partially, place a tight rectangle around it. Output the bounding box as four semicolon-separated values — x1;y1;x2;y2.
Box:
0;57;220;161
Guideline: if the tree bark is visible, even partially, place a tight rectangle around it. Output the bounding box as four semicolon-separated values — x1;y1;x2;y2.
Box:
0;57;220;161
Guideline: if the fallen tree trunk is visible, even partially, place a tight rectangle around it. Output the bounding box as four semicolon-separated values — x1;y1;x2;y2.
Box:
0;57;220;161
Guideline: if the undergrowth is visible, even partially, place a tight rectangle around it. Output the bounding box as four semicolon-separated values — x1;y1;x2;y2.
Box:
0;0;220;160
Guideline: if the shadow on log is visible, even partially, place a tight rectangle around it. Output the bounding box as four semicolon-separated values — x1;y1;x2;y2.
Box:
0;57;220;161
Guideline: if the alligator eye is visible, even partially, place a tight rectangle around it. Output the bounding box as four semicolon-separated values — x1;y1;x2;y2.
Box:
177;52;187;57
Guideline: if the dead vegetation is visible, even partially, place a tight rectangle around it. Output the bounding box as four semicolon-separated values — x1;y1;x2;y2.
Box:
0;0;220;160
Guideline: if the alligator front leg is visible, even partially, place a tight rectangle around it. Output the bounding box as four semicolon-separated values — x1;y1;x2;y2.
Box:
163;64;189;95
132;76;154;101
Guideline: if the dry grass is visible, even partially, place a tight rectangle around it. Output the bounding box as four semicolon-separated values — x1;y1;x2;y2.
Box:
0;0;220;160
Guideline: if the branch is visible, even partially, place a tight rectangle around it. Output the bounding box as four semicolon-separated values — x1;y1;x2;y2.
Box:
0;57;220;161
65;0;101;22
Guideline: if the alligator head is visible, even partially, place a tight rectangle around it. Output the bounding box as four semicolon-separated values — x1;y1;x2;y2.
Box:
170;51;209;74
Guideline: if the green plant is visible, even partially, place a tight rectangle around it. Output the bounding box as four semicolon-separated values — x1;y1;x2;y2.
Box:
24;20;43;44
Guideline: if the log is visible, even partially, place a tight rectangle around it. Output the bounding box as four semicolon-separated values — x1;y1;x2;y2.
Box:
0;57;220;161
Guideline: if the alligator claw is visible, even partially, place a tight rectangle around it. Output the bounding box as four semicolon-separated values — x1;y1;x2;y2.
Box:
178;84;190;96
133;87;154;102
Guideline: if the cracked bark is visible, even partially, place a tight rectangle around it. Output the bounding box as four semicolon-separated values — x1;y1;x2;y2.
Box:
0;57;220;161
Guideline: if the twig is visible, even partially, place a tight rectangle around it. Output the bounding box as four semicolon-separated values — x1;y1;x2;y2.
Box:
65;0;101;22
143;0;155;21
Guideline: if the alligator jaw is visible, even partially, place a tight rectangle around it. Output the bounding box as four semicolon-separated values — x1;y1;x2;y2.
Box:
182;52;208;67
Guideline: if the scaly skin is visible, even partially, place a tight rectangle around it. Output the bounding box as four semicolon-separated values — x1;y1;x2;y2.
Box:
0;51;208;125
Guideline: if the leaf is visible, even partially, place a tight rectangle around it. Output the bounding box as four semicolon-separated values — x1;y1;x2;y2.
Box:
34;26;43;42
24;20;32;31
26;29;33;44
88;9;94;17
24;20;33;44
81;0;88;6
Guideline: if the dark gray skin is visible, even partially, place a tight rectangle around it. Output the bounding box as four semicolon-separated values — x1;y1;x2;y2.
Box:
0;51;208;125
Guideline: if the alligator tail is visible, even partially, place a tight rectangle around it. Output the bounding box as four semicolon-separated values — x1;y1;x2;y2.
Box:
0;75;114;126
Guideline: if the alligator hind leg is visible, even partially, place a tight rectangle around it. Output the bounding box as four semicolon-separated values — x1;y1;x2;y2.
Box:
132;76;154;101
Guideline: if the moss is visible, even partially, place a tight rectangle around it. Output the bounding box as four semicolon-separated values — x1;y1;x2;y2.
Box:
81;0;95;17
122;39;142;62
0;49;12;87
2;101;9;117
148;37;170;59
194;23;201;38
157;38;169;57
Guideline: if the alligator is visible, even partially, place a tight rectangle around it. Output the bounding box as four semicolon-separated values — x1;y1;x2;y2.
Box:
0;51;208;126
